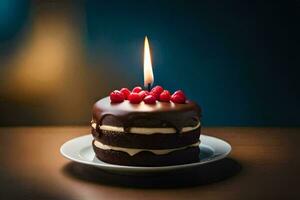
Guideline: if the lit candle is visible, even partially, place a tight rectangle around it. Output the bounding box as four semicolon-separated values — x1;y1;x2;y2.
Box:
143;36;154;91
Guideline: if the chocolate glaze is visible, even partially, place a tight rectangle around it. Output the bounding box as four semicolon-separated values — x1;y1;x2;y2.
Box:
92;97;201;133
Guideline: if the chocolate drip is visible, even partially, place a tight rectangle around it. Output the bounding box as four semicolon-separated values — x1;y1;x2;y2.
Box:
92;97;201;133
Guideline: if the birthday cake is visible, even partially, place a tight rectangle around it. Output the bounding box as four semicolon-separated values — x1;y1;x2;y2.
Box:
91;86;202;166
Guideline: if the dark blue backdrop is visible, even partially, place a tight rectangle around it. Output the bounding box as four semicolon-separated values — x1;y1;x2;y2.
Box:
0;0;299;126
85;0;300;126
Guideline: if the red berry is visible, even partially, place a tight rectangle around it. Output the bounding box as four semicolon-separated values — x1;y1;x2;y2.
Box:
143;95;156;104
110;90;125;103
150;91;159;99
120;88;131;99
128;92;142;104
132;86;142;93
151;85;164;95
173;90;186;98
171;94;186;104
159;90;171;102
139;90;149;99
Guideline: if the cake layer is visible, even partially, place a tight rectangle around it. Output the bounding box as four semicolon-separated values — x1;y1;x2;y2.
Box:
93;140;199;156
92;127;201;149
92;141;200;166
92;97;201;133
91;121;200;134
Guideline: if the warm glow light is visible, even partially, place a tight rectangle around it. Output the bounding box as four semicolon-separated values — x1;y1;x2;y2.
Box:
143;36;154;87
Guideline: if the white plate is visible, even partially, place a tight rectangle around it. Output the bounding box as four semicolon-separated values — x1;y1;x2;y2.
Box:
60;134;231;174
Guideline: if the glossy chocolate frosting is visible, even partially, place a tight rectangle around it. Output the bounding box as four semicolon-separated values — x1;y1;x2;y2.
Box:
92;97;201;133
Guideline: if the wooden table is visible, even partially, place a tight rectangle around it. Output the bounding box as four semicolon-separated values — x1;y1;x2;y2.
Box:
0;127;299;200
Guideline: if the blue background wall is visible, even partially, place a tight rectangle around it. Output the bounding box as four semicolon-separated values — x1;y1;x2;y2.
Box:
85;0;300;126
0;0;299;126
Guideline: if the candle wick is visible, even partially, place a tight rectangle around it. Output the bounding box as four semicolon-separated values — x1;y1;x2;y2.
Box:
147;83;151;92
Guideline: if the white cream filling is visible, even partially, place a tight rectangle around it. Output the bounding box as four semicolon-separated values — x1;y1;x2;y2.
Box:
91;122;200;134
94;140;200;156
91;122;97;129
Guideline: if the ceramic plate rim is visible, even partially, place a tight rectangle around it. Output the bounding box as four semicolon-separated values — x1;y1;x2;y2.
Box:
60;134;231;172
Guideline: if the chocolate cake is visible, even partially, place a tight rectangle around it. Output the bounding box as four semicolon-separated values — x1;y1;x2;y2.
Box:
91;94;202;167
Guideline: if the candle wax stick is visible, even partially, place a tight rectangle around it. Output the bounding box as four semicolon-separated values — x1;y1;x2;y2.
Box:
147;83;151;92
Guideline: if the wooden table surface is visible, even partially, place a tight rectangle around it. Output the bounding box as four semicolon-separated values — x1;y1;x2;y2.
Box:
0;127;299;200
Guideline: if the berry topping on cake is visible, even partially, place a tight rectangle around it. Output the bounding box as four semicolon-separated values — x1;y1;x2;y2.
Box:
128;92;143;104
132;86;142;93
120;88;131;99
173;90;185;97
171;90;186;104
139;90;149;99
143;94;156;104
151;85;164;94
150;85;164;99
110;90;125;103
159;90;171;102
109;86;187;104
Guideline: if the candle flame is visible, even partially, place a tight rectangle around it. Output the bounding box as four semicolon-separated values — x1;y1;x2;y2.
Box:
143;36;154;87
